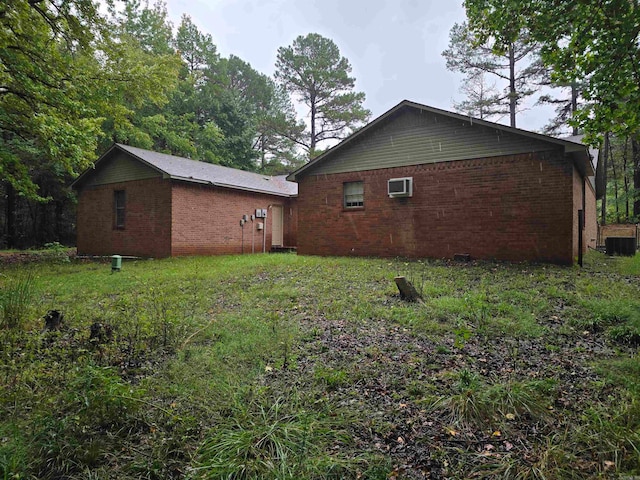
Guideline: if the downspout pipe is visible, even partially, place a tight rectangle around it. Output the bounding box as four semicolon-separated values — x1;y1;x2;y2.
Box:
262;211;267;253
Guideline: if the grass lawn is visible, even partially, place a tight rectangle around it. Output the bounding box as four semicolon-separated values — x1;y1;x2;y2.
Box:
1;251;639;479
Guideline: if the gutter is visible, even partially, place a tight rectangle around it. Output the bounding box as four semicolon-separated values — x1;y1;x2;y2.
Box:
169;176;296;198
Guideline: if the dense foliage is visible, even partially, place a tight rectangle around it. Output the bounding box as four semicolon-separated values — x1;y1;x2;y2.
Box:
464;0;640;143
602;133;640;224
1;2;365;248
462;0;640;221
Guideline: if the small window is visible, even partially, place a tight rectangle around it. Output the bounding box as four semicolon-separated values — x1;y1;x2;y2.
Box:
344;181;364;208
114;190;126;229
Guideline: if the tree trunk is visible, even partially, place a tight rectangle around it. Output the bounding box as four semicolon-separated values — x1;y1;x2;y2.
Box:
310;92;317;152
5;181;16;249
599;133;609;225
622;137;630;220
611;142;621;223
508;43;516;128
55;199;64;243
633;138;640;221
571;82;579;136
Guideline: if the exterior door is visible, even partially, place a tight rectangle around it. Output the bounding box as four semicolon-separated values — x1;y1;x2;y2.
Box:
272;205;283;246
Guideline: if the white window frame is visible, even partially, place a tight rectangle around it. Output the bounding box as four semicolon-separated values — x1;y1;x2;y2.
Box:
114;190;126;229
343;181;364;208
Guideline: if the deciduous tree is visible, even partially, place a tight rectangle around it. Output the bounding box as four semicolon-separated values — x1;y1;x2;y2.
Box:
464;0;640;219
464;0;640;138
0;0;106;199
94;9;182;152
0;0;182;246
0;0;112;247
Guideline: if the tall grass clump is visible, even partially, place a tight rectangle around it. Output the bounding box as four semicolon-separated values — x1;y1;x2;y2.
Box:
615;252;640;276
192;391;355;480
0;424;31;479
0;271;36;329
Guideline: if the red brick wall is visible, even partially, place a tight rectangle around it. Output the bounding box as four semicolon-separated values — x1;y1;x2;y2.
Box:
297;152;577;264
572;168;582;260
170;182;296;256
585;180;597;250
76;178;172;257
572;169;598;259
77;179;298;258
283;198;298;247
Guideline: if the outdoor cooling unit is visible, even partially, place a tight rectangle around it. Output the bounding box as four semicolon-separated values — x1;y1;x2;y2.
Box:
388;177;413;197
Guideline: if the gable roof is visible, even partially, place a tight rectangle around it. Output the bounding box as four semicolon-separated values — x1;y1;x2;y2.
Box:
72;144;297;197
287;100;594;181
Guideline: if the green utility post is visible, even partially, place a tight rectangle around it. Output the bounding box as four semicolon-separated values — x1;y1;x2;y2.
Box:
111;255;122;272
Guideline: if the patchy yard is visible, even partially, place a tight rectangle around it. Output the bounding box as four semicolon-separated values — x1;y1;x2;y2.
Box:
0;252;639;478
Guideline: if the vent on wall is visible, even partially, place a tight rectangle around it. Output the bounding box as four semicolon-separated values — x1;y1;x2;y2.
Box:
388;177;413;197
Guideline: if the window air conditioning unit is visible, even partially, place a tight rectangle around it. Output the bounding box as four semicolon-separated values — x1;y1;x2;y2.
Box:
388;177;413;197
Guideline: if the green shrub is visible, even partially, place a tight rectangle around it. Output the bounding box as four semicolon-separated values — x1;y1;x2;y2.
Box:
42;242;72;263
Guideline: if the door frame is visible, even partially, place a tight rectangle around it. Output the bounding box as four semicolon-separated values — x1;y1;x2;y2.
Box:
271;204;284;246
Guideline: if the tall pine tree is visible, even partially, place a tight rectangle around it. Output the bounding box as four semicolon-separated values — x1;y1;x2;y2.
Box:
275;33;370;156
442;22;542;128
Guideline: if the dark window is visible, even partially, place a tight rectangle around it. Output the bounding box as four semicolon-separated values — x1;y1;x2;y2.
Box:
114;190;126;229
344;181;364;208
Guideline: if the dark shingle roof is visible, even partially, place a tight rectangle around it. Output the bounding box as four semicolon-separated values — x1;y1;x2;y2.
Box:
75;144;297;197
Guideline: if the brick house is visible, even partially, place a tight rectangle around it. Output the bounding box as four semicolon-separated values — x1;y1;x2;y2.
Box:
72;144;297;257
287;100;596;264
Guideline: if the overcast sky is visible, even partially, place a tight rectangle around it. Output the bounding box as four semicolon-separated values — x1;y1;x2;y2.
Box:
164;0;556;133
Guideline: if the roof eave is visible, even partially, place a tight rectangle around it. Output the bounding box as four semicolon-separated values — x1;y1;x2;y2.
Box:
70;143;120;189
170;176;295;197
570;151;595;177
71;143;170;190
287;99;594;181
168;175;213;186
212;182;294;197
73;143;296;197
287;101;409;182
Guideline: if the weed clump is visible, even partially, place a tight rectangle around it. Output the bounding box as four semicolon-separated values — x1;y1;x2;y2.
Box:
0;271;36;330
192;392;354;479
